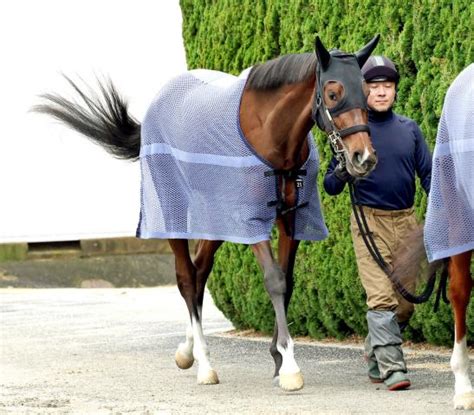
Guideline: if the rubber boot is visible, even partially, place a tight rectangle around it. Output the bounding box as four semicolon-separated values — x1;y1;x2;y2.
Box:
364;335;382;383
367;310;411;391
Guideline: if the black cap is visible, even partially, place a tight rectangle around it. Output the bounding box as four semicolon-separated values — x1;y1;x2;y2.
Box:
361;55;399;83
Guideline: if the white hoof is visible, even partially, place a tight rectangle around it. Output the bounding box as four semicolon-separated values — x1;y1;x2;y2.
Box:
454;392;474;410
279;371;304;391
175;349;194;370
197;369;219;385
272;376;280;387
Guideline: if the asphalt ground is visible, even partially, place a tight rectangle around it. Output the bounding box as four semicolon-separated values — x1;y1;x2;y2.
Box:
0;287;471;414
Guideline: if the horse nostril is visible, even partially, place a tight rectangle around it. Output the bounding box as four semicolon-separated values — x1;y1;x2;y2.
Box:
352;151;363;166
364;154;377;172
368;153;378;167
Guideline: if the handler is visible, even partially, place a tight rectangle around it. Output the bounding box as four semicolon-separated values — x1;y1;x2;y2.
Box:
323;55;432;390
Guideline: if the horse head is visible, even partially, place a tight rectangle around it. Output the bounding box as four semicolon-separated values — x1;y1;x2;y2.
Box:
312;35;380;177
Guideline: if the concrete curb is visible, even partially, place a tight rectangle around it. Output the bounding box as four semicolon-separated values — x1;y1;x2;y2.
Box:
1;237;199;260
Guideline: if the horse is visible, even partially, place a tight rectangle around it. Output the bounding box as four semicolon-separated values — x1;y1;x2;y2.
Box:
393;64;473;409
33;35;379;391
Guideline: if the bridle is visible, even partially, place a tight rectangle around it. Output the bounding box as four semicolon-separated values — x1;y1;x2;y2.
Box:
311;54;371;168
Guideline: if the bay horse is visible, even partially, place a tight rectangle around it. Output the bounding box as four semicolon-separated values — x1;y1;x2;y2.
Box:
393;64;473;409
33;35;379;391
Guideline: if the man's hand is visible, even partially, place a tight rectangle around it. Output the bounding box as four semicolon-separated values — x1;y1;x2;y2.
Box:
334;164;355;183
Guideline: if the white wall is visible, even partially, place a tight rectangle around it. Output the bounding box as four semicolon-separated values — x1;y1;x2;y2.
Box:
0;1;187;243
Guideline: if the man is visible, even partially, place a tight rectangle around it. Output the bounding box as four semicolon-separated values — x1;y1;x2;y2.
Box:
323;56;432;390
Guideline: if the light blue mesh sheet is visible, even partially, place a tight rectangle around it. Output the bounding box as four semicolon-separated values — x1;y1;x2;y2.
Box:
424;64;474;261
137;69;328;244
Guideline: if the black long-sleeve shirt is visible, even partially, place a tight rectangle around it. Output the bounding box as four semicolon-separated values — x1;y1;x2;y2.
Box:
323;109;432;210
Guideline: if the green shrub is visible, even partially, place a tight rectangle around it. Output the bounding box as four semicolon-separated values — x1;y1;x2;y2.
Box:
181;0;473;345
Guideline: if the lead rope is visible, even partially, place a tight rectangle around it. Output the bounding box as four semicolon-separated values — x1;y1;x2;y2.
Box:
348;182;448;307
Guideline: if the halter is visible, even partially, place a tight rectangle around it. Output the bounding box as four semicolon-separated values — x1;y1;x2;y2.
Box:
311;53;371;168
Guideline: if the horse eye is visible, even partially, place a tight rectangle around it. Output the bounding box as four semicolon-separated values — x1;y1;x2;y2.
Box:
329;92;337;101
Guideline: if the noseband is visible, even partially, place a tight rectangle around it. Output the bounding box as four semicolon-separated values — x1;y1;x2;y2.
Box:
311;55;370;168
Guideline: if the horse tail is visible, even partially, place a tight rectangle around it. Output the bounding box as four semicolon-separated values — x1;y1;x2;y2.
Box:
33;76;141;161
391;223;448;303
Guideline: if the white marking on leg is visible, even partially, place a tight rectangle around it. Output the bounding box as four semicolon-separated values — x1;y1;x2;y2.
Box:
276;337;304;391
175;321;194;369
277;337;300;375
178;322;194;358
192;315;219;384
451;335;473;396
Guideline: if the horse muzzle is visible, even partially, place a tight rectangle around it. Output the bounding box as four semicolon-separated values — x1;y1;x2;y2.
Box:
346;149;378;177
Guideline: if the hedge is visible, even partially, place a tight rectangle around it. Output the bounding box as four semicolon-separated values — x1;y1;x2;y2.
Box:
180;0;473;345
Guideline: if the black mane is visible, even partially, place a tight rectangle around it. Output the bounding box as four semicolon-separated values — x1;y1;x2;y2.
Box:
245;53;317;91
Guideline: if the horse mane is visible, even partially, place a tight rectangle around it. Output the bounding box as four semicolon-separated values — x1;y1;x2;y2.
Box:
245;53;317;91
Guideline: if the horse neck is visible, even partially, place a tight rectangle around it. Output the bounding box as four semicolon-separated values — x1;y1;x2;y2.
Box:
240;77;316;170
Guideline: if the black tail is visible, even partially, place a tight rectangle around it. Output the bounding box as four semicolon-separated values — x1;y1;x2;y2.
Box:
391;223;449;305
32;76;141;161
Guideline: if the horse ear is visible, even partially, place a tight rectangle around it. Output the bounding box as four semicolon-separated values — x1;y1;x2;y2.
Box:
355;34;380;68
315;36;331;70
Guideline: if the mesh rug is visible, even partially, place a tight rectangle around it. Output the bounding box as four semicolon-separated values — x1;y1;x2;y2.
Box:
424;64;474;261
136;69;328;244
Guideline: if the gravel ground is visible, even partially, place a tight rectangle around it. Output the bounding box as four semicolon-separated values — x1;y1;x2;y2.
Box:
1;287;471;414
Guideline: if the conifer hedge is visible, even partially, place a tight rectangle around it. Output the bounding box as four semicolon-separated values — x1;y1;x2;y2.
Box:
180;0;473;345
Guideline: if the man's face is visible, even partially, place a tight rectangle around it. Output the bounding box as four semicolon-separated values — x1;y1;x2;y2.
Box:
367;81;396;112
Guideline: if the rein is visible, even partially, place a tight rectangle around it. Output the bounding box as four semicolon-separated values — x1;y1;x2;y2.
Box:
349;183;450;309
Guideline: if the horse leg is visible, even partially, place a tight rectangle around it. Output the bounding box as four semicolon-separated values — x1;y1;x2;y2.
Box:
193;240;222;384
193;239;223;315
269;219;300;382
449;250;473;409
251;240;303;391
171;239;195;370
170;239;218;385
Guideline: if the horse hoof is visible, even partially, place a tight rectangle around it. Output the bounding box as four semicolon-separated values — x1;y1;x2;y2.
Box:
454;392;474;410
279;371;304;391
272;376;280;387
197;369;219;385
175;349;194;369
